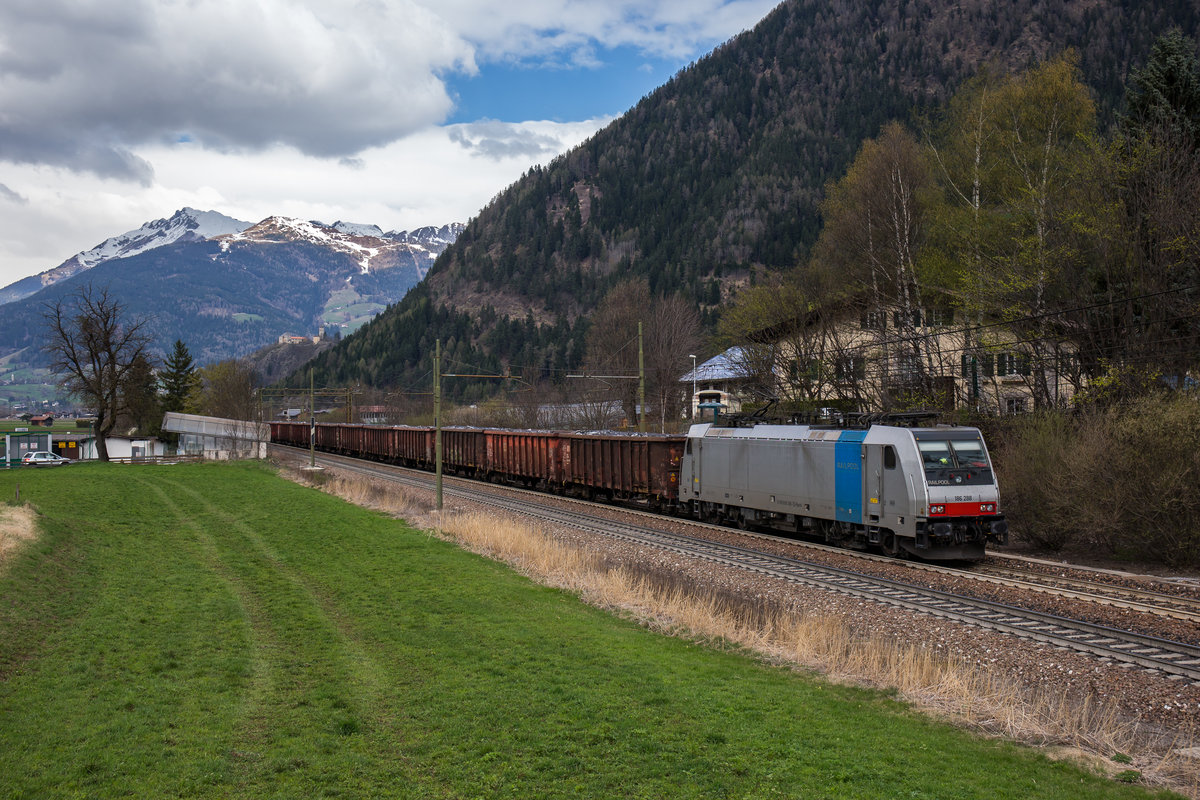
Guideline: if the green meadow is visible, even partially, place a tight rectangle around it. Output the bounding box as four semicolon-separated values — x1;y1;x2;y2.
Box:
0;462;1180;798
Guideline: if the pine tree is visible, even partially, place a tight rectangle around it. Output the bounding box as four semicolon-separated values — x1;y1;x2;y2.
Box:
122;353;162;436
1121;28;1200;150
160;339;198;414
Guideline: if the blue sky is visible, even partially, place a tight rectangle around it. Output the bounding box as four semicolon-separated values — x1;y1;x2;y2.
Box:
0;0;779;287
446;46;689;123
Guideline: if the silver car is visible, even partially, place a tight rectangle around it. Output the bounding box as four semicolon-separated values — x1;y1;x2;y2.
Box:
21;451;72;467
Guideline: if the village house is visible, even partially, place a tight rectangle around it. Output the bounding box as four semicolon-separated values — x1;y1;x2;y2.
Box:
686;305;1081;417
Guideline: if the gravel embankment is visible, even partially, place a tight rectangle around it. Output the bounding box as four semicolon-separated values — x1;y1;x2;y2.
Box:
517;494;1200;733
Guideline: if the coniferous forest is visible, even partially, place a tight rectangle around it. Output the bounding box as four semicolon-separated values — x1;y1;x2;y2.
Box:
297;0;1200;400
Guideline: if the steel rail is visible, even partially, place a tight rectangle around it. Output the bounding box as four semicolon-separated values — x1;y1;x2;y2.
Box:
970;564;1200;621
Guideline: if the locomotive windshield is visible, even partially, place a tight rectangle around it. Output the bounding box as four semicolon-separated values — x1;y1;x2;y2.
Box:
918;439;993;486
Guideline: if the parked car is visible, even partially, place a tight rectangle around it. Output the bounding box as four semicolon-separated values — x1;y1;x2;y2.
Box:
21;451;72;467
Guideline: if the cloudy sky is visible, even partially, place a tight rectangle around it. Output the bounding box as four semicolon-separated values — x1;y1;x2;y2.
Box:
0;0;779;288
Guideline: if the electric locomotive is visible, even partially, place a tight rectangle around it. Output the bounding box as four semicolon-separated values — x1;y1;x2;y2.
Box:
679;421;1008;561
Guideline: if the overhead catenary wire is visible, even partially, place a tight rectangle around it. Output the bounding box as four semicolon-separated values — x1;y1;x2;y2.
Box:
289;283;1198;420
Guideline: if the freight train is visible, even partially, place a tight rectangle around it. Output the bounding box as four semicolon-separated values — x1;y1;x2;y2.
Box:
270;419;1008;561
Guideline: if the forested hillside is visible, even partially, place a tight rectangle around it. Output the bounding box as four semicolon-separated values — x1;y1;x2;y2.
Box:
301;0;1200;397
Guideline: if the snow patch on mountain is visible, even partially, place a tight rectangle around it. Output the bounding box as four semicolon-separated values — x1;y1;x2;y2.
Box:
0;210;462;307
0;208;250;305
217;217;384;274
328;220;385;238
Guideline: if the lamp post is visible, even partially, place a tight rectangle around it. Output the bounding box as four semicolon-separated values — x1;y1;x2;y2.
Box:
689;354;697;420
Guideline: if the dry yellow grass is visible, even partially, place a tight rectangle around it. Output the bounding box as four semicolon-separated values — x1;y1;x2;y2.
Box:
0;505;38;568
280;462;1198;796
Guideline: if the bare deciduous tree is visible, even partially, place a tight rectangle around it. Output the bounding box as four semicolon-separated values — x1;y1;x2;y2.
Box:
645;294;701;431
584;279;701;431
583;279;650;426
44;285;155;462
192;359;259;421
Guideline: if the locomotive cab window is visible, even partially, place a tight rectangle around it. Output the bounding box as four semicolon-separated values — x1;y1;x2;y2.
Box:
918;439;993;486
919;441;953;468
884;445;897;469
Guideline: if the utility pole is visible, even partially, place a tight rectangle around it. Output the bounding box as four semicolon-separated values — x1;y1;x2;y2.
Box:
431;351;515;510
434;338;443;511
689;354;697;421
637;321;646;434
971;356;979;412
309;367;317;468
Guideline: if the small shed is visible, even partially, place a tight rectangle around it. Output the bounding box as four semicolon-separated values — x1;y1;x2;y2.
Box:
52;433;89;461
102;436;166;460
4;431;51;467
697;401;727;423
162;412;268;460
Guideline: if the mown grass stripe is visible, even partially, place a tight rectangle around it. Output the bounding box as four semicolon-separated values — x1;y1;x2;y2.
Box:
0;462;1179;799
134;471;412;792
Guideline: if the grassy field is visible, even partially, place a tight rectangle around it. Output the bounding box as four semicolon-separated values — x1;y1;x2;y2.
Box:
0;462;1182;799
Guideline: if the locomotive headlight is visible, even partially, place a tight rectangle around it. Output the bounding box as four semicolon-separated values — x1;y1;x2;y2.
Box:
930;505;945;515
980;503;995;513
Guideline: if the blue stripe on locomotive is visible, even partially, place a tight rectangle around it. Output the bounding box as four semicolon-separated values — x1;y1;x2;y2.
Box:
834;430;867;523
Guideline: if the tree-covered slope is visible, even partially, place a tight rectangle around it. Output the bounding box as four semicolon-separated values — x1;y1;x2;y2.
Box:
302;0;1200;394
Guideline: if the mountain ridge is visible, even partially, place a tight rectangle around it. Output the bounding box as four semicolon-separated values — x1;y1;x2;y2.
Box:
300;0;1200;395
0;213;462;368
0;208;251;305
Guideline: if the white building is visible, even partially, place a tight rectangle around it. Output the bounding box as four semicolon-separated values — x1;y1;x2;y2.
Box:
161;412;268;460
86;436;166;460
679;348;752;420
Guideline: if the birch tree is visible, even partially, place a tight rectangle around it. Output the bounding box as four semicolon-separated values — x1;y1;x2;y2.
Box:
811;122;935;409
926;53;1096;409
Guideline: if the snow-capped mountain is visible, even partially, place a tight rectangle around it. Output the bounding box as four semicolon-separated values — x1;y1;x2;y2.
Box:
327;220;386;238
326;220;465;245
0;208;250;305
216;217;456;279
387;223;465;246
0;210;462;368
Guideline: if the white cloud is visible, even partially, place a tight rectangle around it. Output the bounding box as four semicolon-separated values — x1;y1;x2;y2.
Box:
427;0;776;62
0;0;775;179
0;0;474;177
0;0;777;287
0;118;609;286
448;119;580;161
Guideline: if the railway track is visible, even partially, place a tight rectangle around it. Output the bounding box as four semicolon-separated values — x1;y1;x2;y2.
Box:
971;563;1200;621
782;546;1200;625
273;445;1200;684
705;527;1200;625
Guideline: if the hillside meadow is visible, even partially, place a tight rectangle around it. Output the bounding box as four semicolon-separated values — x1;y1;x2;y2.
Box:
0;462;1183;798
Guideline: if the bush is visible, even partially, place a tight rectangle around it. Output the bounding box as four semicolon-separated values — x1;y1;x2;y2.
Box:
989;394;1200;567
